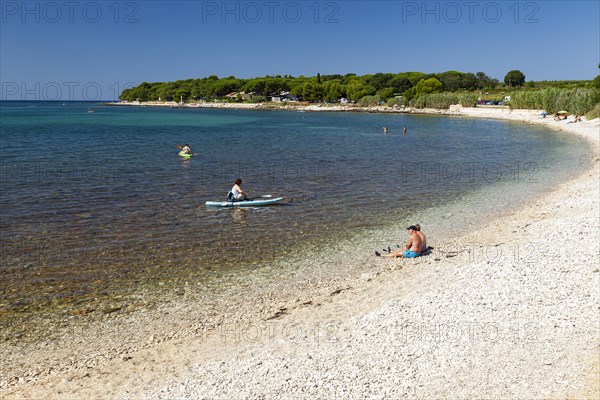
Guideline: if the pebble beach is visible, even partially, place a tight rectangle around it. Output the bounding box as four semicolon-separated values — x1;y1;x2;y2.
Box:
2;107;599;399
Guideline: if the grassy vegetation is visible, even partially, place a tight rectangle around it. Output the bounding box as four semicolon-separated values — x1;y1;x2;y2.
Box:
509;88;600;115
585;103;600;120
469;80;595;101
409;92;478;109
524;80;594;89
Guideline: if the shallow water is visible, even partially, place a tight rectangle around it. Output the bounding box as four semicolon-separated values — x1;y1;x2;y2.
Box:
0;102;590;337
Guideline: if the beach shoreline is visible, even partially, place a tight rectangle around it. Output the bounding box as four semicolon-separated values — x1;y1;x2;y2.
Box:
106;99;468;115
2;107;599;399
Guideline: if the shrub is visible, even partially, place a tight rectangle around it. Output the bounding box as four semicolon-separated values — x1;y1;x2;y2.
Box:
248;95;267;103
387;96;407;107
409;92;473;109
358;95;381;107
585;103;600;120
458;93;478;107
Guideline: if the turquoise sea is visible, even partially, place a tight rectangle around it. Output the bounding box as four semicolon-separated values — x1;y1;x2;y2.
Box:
0;101;590;338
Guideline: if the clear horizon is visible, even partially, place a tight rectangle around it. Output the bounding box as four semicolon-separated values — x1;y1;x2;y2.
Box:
1;0;599;101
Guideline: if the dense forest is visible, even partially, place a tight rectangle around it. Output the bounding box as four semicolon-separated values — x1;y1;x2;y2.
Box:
119;70;600;117
119;71;503;103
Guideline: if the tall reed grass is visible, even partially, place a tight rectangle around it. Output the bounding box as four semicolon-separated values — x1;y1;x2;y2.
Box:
585;103;600;120
509;88;600;115
409;93;478;109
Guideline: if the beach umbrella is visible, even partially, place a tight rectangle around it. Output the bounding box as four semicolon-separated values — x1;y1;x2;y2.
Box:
558;110;569;114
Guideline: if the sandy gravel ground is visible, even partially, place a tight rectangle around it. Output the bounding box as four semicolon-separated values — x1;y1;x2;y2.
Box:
2;108;599;399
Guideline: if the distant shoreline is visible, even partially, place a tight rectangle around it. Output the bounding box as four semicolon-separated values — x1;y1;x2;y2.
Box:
105;100;599;132
105;99;474;116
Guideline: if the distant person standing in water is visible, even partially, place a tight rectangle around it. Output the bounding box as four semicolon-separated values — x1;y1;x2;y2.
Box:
403;126;407;135
383;126;388;134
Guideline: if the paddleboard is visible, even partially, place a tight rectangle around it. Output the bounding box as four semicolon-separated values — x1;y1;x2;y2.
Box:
205;197;284;207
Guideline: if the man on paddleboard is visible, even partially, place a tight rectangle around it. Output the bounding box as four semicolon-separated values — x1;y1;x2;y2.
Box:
229;179;249;201
181;144;192;154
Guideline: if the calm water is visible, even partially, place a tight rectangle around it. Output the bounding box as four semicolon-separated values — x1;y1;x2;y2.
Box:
0;101;590;329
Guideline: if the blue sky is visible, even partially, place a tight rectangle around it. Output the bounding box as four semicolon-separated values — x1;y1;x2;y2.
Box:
1;0;599;100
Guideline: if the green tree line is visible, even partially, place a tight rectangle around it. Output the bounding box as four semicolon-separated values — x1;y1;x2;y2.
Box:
119;70;502;103
120;70;599;117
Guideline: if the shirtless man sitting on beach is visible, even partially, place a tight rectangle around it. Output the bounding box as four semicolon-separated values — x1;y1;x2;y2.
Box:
414;224;428;253
377;225;422;258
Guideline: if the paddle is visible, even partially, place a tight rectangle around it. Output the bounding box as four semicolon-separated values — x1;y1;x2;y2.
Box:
245;195;273;201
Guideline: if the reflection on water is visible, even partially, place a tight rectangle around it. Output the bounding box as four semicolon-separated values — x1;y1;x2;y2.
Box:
230;208;249;224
